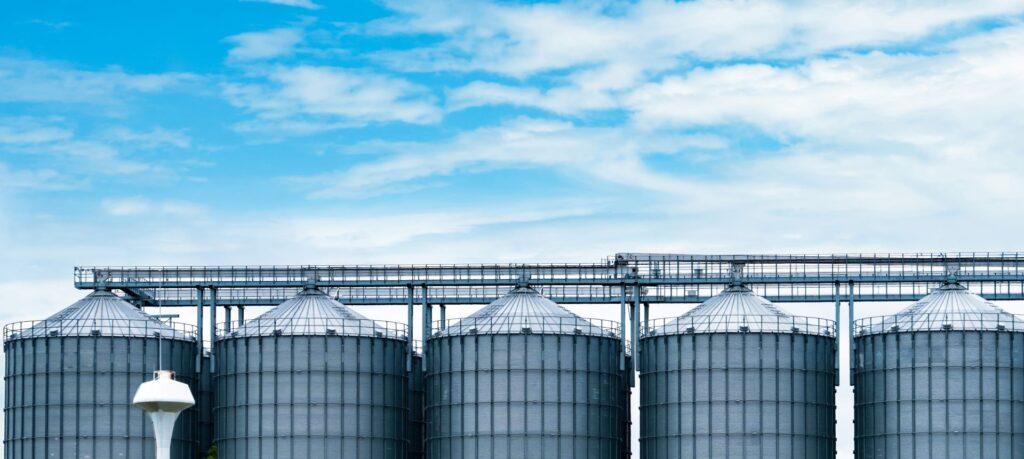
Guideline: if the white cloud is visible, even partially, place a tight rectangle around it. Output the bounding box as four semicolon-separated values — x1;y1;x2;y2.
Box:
0;117;73;144
223;65;442;130
241;0;320;10
0;56;194;105
226;28;304;61
102;126;192;149
101;197;205;217
0;163;71;191
285;116;725;197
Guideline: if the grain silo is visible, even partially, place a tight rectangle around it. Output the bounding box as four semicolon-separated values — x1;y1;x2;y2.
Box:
3;289;199;459
213;287;409;458
853;281;1024;458
639;284;838;458
425;285;625;458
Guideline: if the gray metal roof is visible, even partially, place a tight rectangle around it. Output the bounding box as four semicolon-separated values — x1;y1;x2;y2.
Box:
227;287;403;338
648;285;834;336
858;282;1024;334
12;290;192;340
436;286;616;337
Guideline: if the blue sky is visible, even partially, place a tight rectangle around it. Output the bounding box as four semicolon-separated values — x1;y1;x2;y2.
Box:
2;1;1024;455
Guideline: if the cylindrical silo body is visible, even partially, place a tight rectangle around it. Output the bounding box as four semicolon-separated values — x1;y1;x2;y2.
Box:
639;285;838;458
426;286;625;459
853;282;1024;458
3;290;199;459
213;287;409;458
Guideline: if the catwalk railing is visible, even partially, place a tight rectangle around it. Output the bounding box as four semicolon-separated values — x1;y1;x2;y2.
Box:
4;318;197;342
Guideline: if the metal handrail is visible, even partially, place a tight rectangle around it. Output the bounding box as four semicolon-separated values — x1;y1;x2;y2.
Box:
214;317;408;340
4;319;197;342
642;314;836;338
854;312;1024;334
431;315;620;339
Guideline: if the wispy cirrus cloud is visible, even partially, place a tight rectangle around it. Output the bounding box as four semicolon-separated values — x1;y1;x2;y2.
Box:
223;65;442;132
226;28;304;61
0;56;195;106
240;0;320;10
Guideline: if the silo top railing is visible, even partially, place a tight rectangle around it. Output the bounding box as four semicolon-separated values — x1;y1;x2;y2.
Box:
4;318;197;342
855;312;1024;335
215;317;408;340
431;316;620;339
642;314;836;338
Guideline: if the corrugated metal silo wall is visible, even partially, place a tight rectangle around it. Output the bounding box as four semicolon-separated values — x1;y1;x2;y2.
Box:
623;354;633;459
854;330;1024;458
4;336;198;459
213;335;409;458
639;332;837;458
409;353;425;459
425;333;625;459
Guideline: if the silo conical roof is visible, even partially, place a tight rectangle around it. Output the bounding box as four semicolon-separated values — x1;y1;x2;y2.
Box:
861;282;1023;333
652;285;830;335
438;286;609;337
231;287;395;338
18;289;190;340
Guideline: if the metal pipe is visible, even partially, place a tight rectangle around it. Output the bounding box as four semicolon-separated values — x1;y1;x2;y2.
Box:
407;285;414;372
209;288;217;373
834;281;841;380
195;287;204;373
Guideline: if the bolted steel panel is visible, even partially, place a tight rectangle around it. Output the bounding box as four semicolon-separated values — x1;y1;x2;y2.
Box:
409;354;426;459
425;332;626;459
3;335;199;459
639;332;838;458
213;334;409;458
853;330;1024;458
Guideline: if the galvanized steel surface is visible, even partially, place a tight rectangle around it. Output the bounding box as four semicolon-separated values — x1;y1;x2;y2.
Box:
435;287;617;337
409;353;425;459
426;332;625;458
856;282;1024;334
640;331;837;458
4;335;199;459
213;334;409;458
4;290;194;341
646;285;833;336
224;287;404;338
853;329;1024;457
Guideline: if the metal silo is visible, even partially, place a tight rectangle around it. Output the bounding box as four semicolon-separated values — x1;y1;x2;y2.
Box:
426;285;625;458
213;287;409;459
853;281;1024;458
3;289;199;459
409;352;425;459
639;284;838;458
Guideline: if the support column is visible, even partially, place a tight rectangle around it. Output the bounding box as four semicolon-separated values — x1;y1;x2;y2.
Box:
209;287;217;373
407;285;415;372
195;288;204;373
439;304;446;330
422;286;430;373
848;280;855;382
237;306;245;327
619;284;627;372
632;284;641;386
834;281;841;379
224;306;232;333
643;302;650;332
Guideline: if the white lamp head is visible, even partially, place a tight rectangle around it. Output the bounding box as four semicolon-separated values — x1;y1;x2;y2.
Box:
133;370;196;459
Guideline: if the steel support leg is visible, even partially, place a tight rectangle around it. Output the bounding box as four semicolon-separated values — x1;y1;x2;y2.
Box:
422;286;429;373
237;306;245;327
619;285;627;372
439;304;446;329
848;280;855;382
834;281;841;378
643;302;650;332
209;288;217;373
632;285;641;385
195;288;204;373
224;306;232;333
407;285;415;372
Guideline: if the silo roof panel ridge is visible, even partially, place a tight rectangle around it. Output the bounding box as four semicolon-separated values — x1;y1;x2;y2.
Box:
231;287;392;338
652;285;832;335
860;282;1023;333
438;286;607;336
18;289;189;339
